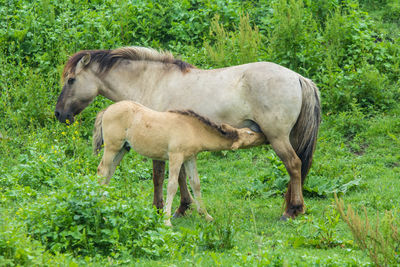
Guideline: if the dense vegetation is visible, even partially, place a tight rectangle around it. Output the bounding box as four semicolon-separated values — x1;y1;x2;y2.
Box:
1;0;399;265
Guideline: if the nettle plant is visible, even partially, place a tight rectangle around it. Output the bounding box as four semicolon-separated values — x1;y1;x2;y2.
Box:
20;179;177;258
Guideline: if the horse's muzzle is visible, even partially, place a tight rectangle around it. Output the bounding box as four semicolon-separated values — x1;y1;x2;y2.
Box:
54;109;74;124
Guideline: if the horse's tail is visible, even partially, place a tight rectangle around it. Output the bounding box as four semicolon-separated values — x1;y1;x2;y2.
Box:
290;76;321;185
93;109;106;155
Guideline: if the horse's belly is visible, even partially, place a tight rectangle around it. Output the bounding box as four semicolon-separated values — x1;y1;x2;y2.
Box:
128;135;169;161
131;144;169;161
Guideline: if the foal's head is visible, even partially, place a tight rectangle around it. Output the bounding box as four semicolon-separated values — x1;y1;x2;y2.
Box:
55;52;101;123
225;124;266;150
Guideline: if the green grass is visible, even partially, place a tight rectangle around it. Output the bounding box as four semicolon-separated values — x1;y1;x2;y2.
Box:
1;0;400;265
1;109;398;265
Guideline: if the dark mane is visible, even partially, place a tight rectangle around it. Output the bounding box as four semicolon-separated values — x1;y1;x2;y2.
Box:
168;110;239;140
62;46;195;80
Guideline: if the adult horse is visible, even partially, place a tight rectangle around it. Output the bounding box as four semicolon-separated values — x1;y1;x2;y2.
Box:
55;46;321;219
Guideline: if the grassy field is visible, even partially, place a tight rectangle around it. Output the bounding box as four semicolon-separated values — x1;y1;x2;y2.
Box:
1;0;399;266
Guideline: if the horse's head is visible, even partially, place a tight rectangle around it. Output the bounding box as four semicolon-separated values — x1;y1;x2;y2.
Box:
230;126;266;150
55;53;99;124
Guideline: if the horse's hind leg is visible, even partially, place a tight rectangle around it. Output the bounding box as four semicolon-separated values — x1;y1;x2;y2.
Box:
152;160;165;210
269;137;304;219
97;144;127;185
183;156;213;222
152;160;194;214
174;168;194;217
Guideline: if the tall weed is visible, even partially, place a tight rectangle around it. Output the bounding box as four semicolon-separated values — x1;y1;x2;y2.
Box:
335;194;400;266
205;13;263;67
266;0;321;74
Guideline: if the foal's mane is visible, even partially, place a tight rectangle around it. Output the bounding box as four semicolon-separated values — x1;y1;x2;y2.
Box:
62;46;194;80
168;110;239;140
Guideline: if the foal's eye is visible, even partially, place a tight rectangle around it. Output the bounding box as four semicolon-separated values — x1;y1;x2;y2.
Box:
67;78;75;85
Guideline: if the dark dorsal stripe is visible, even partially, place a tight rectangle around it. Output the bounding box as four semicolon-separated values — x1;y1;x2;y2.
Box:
168;110;239;141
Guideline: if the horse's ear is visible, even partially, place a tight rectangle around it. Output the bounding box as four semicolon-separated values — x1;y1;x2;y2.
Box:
76;53;91;73
81;53;91;66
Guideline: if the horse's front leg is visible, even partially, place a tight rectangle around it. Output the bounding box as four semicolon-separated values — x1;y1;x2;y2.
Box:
164;154;184;226
152;160;165;210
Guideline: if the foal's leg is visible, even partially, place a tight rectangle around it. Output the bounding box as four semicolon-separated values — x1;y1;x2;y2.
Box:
183;156;213;221
269;137;304;220
164;153;184;226
97;145;127;185
152;160;193;214
174;167;195;217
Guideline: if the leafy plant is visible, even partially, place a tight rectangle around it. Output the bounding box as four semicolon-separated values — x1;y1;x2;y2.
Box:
237;149;361;199
205;13;263;67
236;150;289;199
21;179;173;258
197;220;236;251
0;213;45;266
289;205;351;249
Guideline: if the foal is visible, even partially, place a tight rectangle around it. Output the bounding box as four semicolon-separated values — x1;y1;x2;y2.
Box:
93;100;266;226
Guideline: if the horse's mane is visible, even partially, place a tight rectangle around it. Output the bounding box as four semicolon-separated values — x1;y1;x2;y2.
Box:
62;46;194;80
168;110;239;141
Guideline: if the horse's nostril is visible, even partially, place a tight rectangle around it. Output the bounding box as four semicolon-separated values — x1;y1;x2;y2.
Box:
55;110;60;119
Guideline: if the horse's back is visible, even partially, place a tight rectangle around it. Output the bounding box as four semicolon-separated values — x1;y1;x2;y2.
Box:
234;62;303;136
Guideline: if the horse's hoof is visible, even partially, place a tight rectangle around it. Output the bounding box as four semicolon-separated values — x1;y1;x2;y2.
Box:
173;212;182;218
279;214;289;222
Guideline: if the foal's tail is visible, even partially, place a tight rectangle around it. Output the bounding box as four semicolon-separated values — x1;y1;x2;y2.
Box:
290;76;321;185
93;109;106;155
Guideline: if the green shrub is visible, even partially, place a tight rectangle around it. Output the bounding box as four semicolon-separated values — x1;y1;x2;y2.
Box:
384;0;400;22
21;179;174;258
0;213;45;266
205;13;263;68
332;100;367;140
289;205;352;249
266;0;321;74
318;1;399;112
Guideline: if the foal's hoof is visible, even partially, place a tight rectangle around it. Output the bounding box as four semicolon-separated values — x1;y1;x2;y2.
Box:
205;214;214;222
164;220;172;227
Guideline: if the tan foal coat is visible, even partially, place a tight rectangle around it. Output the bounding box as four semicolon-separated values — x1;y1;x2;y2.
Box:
93;100;265;226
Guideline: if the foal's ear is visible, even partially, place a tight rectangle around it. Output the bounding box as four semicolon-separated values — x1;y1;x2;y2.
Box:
76;53;91;73
221;123;235;132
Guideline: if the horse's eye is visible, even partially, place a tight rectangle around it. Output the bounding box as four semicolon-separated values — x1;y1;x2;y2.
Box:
68;78;75;85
